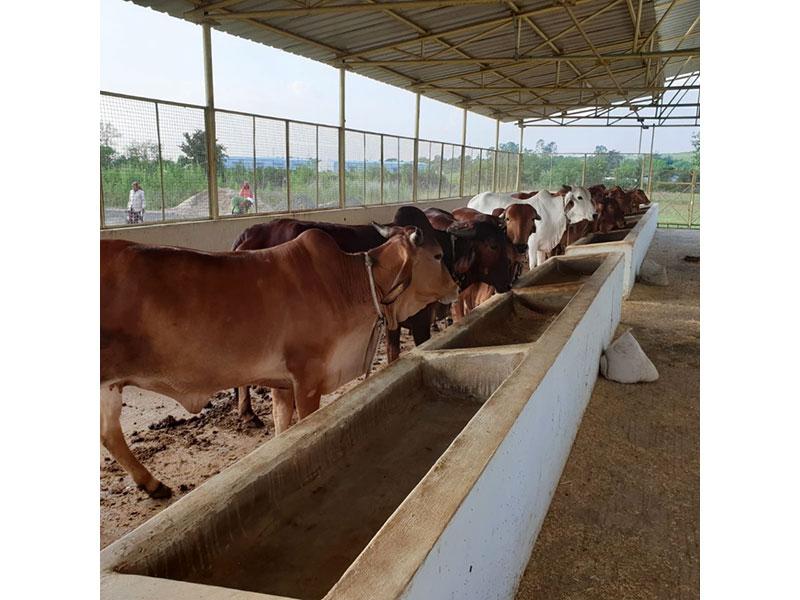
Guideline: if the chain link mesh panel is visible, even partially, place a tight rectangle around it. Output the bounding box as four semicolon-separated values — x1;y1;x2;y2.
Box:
365;133;382;205
254;117;288;213
345;130;366;207
288;122;318;211
382;136;401;205
215;111;255;216
318;126;339;209
462;147;482;197
399;138;414;202
100;94;164;226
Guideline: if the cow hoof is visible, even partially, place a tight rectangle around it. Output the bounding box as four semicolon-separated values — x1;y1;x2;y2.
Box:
146;482;173;499
241;414;265;429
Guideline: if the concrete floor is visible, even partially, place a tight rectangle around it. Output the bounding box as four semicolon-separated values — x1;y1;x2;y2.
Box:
515;228;699;600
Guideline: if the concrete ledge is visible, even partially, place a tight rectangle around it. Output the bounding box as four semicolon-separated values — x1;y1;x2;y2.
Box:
564;203;659;298
100;252;625;600
100;197;474;252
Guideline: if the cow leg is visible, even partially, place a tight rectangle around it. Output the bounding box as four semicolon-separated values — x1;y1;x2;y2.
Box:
236;386;265;428
386;328;402;363
410;307;433;346
272;387;295;434
100;385;172;499
294;384;322;422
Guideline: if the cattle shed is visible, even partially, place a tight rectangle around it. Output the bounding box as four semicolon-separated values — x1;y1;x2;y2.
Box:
100;2;700;599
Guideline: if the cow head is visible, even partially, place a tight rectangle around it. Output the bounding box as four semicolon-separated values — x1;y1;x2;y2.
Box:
629;188;650;211
588;184;606;211
496;203;540;261
369;222;458;330
563;186;596;224
447;220;515;293
593;197;627;234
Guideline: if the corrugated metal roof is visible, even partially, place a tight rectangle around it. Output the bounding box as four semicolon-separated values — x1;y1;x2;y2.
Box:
124;0;699;123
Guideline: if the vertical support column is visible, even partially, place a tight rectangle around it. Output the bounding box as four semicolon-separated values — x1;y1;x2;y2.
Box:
688;169;697;227
515;121;524;191
202;24;219;219
647;126;656;196
315;125;320;208
412;93;420;202
459;107;467;197
338;67;346;208
548;153;554;188
437;143;445;198
155;102;166;222
493;118;500;192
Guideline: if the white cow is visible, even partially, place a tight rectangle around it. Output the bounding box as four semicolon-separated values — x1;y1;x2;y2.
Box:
468;187;595;267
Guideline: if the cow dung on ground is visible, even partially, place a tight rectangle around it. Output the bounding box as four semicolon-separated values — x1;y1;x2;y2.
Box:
600;329;659;384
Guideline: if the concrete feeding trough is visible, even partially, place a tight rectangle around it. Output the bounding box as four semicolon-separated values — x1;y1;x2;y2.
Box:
101;252;625;600
564;202;659;298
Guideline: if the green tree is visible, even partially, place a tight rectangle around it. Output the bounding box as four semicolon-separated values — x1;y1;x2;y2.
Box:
499;141;519;153
100;121;120;168
534;139;558;154
178;129;228;173
691;132;700;171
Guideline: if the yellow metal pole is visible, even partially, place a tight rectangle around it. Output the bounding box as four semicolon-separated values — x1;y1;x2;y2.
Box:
493;118;500;191
647;126;656;196
202;24;219;219
688;169;697;227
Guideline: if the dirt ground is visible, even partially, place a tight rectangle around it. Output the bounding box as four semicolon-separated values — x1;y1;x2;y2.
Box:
100;327;430;548
515;228;699;600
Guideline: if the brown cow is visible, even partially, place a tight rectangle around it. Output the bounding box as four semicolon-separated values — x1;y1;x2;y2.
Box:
450;204;541;318
594;194;628;233
100;226;457;497
607;186;651;215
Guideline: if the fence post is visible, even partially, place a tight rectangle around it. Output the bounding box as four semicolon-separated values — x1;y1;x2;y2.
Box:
100;175;105;228
646;126;656;196
516;122;524;191
437;143;445;198
252;115;258;213
581;153;587;186
315;125;320;208
202;24;219;220
380;134;384;204
493;118;500;191
459;108;467;197
155;102;166;222
413;93;420;202
338;68;346;208
688;169;697;227
285;121;291;210
548;153;553;188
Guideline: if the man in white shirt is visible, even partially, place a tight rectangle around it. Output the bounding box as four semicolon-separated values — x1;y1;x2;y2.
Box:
127;181;145;224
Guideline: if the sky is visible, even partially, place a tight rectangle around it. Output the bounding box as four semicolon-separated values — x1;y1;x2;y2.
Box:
101;0;698;154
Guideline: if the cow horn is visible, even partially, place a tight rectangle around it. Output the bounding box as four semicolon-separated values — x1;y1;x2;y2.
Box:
409;227;424;246
371;221;395;239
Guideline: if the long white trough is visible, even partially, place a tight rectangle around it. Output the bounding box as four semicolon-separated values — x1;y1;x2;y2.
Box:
100;252;625;600
565;202;659;298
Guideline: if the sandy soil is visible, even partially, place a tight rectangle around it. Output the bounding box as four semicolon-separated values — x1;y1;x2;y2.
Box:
515;228;699;600
100;327;428;549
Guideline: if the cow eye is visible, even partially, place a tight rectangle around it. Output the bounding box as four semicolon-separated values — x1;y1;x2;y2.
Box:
433;253;443;261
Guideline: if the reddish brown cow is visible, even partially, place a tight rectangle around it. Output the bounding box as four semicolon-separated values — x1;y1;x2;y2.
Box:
101;227;457;497
607;186;651;215
594;195;628;233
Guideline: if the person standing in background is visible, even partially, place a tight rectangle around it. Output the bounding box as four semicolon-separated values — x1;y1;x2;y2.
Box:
127;181;145;224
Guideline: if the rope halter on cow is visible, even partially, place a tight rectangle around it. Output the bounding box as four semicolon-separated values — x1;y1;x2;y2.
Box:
362;252;387;379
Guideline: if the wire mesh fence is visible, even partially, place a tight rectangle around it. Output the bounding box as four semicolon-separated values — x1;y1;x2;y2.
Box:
100;91;699;229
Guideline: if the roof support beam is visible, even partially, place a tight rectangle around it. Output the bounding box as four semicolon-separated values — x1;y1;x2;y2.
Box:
342;48;698;66
195;0;506;20
338;0;598;60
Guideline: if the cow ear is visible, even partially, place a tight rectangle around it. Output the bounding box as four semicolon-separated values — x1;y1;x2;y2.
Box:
408;226;424;247
564;199;575;214
454;248;475;274
372;222;395;239
531;209;542;221
492;207;506;219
